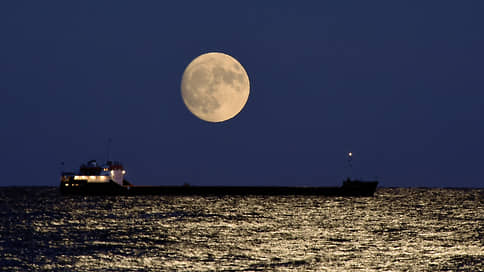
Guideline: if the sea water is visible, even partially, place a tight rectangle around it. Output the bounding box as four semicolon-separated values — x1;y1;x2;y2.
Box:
0;187;482;271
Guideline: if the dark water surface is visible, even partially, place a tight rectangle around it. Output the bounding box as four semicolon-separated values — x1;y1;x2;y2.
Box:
0;187;482;271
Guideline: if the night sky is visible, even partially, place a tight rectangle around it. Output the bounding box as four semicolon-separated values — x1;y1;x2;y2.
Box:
1;1;483;187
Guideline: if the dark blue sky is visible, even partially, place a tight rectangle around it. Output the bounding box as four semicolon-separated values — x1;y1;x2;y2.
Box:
1;1;483;187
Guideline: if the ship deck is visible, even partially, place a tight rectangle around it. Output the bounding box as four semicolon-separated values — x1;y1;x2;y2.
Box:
61;183;378;197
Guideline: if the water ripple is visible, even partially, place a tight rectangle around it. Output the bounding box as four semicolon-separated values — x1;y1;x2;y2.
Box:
0;187;482;271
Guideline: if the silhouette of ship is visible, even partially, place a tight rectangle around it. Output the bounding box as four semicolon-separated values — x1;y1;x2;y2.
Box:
60;160;378;196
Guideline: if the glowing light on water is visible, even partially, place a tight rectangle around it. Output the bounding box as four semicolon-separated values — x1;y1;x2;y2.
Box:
1;188;482;271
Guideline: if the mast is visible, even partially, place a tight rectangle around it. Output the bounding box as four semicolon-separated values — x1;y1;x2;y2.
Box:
347;152;353;180
106;138;112;163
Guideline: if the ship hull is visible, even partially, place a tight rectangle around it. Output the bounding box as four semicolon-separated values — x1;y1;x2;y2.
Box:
60;181;378;197
60;180;129;195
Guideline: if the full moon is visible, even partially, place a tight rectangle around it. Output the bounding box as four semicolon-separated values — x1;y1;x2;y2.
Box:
181;52;250;122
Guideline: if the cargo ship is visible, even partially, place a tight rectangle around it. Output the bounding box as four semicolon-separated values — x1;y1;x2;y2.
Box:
60;160;378;196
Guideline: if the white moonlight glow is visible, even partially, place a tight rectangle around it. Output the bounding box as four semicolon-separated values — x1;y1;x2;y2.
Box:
181;52;250;122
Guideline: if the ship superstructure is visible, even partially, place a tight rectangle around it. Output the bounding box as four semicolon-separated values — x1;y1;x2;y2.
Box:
60;160;130;194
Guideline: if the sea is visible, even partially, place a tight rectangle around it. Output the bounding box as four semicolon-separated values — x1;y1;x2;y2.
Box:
0;187;482;271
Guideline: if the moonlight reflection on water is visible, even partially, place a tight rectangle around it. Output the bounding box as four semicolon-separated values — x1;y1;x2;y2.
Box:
0;187;482;271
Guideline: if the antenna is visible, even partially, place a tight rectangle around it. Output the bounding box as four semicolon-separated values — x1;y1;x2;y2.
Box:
59;161;65;175
106;138;112;163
